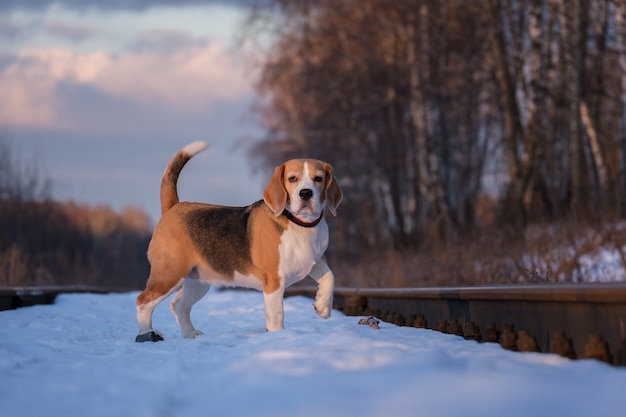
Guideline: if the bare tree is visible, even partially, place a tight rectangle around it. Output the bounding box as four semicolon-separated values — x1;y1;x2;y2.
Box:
0;131;51;201
246;0;626;255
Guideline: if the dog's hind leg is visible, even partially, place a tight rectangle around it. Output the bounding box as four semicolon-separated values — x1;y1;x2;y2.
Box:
170;275;210;339
136;258;190;342
135;281;182;342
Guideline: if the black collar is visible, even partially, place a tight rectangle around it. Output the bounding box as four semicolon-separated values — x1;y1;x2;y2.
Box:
282;210;324;228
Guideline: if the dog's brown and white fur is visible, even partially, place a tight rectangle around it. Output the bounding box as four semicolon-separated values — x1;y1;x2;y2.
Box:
135;141;342;341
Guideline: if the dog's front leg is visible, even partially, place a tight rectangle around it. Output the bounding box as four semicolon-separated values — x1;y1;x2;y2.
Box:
263;284;285;331
309;259;334;319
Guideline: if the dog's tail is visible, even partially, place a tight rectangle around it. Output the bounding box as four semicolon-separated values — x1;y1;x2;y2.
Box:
160;141;208;215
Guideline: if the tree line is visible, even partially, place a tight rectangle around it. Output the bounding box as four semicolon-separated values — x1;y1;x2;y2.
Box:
0;200;151;288
0;137;151;288
247;0;626;258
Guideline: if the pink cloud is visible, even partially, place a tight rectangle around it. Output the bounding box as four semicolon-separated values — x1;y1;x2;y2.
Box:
102;43;250;106
0;42;253;131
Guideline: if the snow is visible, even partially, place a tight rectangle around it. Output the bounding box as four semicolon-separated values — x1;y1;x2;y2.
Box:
1;290;625;417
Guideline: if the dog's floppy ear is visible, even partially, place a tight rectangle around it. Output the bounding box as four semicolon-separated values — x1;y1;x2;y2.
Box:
263;164;287;217
323;163;343;217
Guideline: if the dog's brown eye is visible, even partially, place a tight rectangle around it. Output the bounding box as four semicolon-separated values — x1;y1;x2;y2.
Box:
314;176;323;182
288;176;298;183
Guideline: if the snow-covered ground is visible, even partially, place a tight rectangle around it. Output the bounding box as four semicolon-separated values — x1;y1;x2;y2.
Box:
1;289;625;417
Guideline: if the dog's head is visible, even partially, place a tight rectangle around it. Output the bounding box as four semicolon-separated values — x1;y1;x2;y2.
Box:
263;159;343;223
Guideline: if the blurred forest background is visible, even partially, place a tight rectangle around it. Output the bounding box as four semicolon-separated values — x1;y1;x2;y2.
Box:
4;0;626;288
247;0;626;286
0;138;151;289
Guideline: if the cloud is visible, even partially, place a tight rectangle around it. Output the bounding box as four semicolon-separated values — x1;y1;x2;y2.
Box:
96;42;251;106
0;48;108;129
2;1;263;221
0;16;23;39
0;0;254;12
0;40;254;131
132;29;201;53
41;20;96;43
0;15;96;45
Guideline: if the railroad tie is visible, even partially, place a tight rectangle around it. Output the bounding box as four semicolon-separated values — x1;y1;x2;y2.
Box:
517;330;539;352
412;314;427;329
447;319;463;336
584;334;612;364
500;324;517;351
436;319;449;333
484;323;500;343
464;322;481;342
549;331;576;359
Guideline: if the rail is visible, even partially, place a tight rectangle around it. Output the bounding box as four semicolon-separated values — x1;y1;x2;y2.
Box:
287;283;626;366
0;286;135;311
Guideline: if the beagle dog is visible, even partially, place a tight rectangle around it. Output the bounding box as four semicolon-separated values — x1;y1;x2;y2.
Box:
135;141;342;342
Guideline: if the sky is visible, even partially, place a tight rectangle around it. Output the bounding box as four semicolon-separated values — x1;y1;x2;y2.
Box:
0;0;264;223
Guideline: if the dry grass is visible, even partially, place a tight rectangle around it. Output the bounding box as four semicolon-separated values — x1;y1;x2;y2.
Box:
330;218;626;287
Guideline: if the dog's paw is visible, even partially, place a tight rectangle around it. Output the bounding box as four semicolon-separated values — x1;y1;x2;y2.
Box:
314;303;332;319
135;331;164;343
183;329;205;339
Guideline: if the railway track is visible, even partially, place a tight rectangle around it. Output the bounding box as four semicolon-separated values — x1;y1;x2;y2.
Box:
2;283;625;366
0;285;134;311
287;283;626;367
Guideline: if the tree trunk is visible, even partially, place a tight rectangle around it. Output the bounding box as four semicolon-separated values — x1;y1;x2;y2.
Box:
614;0;626;213
560;0;584;210
406;3;452;242
579;99;608;193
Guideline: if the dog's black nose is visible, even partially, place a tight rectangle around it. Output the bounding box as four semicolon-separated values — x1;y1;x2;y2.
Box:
299;189;313;201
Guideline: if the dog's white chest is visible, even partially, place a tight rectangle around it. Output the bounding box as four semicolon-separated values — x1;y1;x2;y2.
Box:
278;221;329;285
